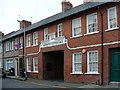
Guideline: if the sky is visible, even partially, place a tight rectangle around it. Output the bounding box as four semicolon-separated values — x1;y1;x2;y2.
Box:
0;0;83;35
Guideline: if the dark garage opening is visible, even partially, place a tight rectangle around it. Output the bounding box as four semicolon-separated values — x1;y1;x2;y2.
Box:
43;51;64;81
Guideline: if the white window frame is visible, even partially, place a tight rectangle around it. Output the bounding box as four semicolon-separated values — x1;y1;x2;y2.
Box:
33;31;38;46
44;28;48;40
107;6;117;30
19;37;23;49
14;38;19;49
57;23;62;37
48;33;55;40
72;17;81;37
72;52;82;74
6;59;13;71
10;40;13;50
0;60;2;68
33;57;38;72
86;13;98;34
26;58;31;72
0;42;2;53
26;34;31;47
5;42;9;51
86;50;99;74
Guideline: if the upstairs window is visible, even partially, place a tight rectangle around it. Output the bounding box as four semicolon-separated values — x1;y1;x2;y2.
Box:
49;33;55;40
6;42;10;51
72;18;81;37
10;40;13;50
57;23;62;37
87;13;97;34
0;43;2;53
26;34;31;47
33;32;38;46
14;38;19;49
19;37;23;48
108;7;117;29
44;28;48;40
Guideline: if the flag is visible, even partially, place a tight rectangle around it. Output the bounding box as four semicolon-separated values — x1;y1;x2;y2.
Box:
14;43;21;49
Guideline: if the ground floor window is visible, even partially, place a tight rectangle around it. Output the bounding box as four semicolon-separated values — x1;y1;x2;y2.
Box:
0;60;2;68
87;50;98;74
33;57;38;72
72;52;82;74
26;58;31;72
6;59;13;70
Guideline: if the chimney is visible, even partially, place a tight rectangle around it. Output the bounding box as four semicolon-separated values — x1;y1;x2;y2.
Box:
61;0;73;12
18;20;32;30
0;31;2;37
0;31;4;37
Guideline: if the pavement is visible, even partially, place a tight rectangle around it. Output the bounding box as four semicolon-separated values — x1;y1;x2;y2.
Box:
6;76;120;89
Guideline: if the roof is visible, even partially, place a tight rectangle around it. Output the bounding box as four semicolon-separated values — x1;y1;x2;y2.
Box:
2;2;111;41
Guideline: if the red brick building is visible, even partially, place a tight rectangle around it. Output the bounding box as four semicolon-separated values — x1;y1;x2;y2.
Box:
3;1;120;85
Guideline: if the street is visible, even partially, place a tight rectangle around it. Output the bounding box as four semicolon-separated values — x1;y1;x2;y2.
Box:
2;78;82;90
1;78;119;90
2;78;61;88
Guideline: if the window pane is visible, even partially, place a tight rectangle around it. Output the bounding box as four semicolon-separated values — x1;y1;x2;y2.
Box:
33;57;38;71
87;13;97;33
72;18;81;36
73;53;82;73
44;28;48;40
58;23;62;37
88;51;98;73
33;32;38;45
6;60;13;70
27;58;31;71
74;63;81;72
108;7;116;29
26;34;31;47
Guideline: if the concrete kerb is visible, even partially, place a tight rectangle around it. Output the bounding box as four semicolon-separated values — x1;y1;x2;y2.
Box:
7;76;25;81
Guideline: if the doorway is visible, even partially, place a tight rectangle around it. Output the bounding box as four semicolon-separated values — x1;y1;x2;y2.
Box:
43;51;64;81
19;58;24;77
110;48;120;82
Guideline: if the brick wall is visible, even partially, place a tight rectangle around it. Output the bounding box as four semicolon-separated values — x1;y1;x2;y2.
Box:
18;2;120;84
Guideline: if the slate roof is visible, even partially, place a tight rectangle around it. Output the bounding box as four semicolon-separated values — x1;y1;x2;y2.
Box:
2;1;112;41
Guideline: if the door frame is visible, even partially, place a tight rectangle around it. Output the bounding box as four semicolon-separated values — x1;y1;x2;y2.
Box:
15;58;19;76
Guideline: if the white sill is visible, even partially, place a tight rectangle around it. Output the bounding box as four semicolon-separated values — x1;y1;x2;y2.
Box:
27;71;31;72
32;44;38;47
85;72;99;75
70;72;83;75
26;46;31;48
105;27;119;32
19;48;23;49
32;71;38;73
84;31;99;36
70;35;83;39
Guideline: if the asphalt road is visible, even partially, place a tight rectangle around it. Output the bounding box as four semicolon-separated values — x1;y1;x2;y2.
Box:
2;78;58;88
1;78;119;90
1;78;82;90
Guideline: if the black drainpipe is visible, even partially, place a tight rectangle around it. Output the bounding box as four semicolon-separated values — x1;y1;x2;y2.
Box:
118;1;120;47
2;41;4;71
98;6;104;85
